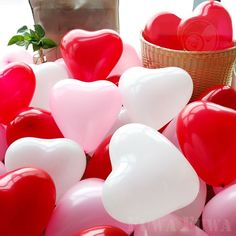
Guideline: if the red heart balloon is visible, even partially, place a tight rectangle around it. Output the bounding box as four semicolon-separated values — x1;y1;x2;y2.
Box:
178;1;233;51
177;101;236;186
199;85;236;110
143;13;182;50
0;63;36;124
83;135;112;180
0;167;55;236
75;225;128;236
61;29;123;82
6;107;63;145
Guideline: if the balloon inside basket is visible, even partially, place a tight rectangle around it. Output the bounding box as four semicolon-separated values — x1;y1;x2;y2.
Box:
0;0;236;235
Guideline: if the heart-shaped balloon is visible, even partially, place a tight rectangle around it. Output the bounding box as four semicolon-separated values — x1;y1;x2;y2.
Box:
177;101;236;186
6;107;63;145
0;62;36;124
0;124;7;162
76;226;128;236
50;79;122;153
83;135;112;180
0;167;55;236
134;214;207;236
102;123;199;224
5;137;86;201
45;179;134;236
61;29;123;82
203;184;236;236
200;85;236;110
119;67;193;130
143;13;182;50
0;46;33;69
0;162;6;176
30;62;69;111
108;43;141;79
178;1;233;51
174;179;207;224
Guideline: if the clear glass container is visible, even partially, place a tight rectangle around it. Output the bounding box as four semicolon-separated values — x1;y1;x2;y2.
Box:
29;0;119;60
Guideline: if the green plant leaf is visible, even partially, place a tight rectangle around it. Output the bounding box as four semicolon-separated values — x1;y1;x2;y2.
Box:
16;41;25;46
23;32;31;41
33;44;41;52
40;38;57;49
17;25;28;34
34;24;45;38
8;35;25;45
25;41;30;50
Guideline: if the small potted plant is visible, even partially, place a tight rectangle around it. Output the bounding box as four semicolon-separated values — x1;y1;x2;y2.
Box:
8;25;57;64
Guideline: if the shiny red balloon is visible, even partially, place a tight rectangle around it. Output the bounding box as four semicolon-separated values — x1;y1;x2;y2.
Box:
61;29;123;82
178;1;233;51
0;62;36;124
199;85;236;110
75;225;128;236
143;13;182;50
6;107;63;145
177;101;236;186
83;135;112;180
0;167;56;236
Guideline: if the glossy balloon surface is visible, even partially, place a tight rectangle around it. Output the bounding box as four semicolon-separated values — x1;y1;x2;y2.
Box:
143;13;182;49
61;29;123;82
0;63;36;124
178;1;233;51
76;226;128;236
200;85;236;110
177;101;236;186
6;107;63;145
0;167;55;236
102;123;199;224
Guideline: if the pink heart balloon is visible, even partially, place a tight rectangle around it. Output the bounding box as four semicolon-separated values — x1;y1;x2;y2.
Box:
0;47;33;69
50;79;122;153
0;124;7;162
0;162;6;176
108;43;142;79
45;179;133;236
134;214;207;236
203;184;236;236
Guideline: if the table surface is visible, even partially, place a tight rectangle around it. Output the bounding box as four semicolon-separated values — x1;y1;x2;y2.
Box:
0;0;236;52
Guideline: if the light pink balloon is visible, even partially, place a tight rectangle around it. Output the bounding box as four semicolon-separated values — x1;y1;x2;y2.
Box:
162;118;181;150
213;180;236;194
50;79;122;153
55;58;73;77
45;179;133;236
203;184;236;236
175;179;207;224
0;46;33;68
163;119;207;223
108;43;142;78
0;124;7;162
134;214;207;236
0;162;6;176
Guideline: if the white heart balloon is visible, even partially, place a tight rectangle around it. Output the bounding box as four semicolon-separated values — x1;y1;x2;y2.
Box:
5;138;86;201
30;62;69;111
119;67;193;130
102;123;199;224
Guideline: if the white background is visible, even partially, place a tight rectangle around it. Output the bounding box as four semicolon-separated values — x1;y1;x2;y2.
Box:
0;0;236;51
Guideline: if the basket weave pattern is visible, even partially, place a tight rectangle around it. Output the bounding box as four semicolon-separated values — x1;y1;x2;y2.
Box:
141;36;236;100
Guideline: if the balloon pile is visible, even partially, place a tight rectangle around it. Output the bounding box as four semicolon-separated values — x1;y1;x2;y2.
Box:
143;0;233;51
0;2;236;235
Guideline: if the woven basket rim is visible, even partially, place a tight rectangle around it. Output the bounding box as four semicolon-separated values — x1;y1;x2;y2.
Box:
140;31;236;55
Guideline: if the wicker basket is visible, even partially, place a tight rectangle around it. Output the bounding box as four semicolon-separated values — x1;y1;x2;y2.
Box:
141;34;236;100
